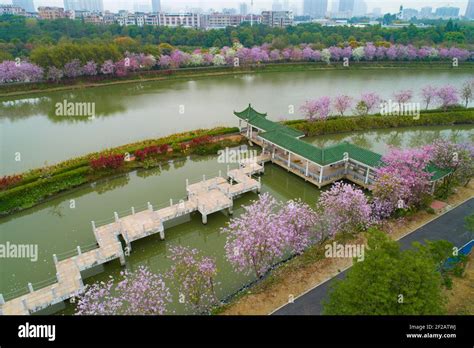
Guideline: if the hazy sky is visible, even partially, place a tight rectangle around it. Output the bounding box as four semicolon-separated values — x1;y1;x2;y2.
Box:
6;0;470;14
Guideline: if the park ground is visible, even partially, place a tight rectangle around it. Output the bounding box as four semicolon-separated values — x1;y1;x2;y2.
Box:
445;253;474;315
219;181;474;315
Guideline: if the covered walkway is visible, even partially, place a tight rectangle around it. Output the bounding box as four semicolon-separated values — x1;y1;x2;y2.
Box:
235;104;451;190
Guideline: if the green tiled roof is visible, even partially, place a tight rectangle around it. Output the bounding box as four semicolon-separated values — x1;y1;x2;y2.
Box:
234;104;305;138
234;104;268;119
260;130;323;164
235;104;451;182
426;164;452;181
335;143;383;168
260;132;383;167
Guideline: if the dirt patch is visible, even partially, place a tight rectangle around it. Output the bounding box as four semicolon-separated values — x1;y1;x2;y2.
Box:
220;182;474;315
445;255;474;315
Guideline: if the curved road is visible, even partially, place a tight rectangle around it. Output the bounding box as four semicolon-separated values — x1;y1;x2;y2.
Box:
273;197;474;315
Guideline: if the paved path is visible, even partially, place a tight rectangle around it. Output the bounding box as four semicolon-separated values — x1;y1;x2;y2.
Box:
273;198;474;315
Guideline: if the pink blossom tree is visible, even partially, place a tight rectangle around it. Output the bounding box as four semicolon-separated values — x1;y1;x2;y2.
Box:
364;43;377;61
277;200;318;254
333;95;353;116
371;172;411;219
316;182;373;240
421;85;438;110
429;139;474;190
75;266;171;315
223;193;284;278
300;96;331;121
63;59;83;78
170;50;190;68
46;66;63;82
223;193;317;277
100;60;115;75
302;46;315;61
114;59;129;77
0;60;44;83
393;89;413;105
158;55;172;69
82;60;98;76
436;85;459;110
356;92;381;116
374;147;433;213
269;49;281;61
167;246;218;314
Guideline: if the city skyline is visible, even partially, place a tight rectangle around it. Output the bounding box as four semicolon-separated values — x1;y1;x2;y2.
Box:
2;0;471;14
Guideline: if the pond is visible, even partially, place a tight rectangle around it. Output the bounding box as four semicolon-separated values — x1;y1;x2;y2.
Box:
0;124;472;314
1;68;472;175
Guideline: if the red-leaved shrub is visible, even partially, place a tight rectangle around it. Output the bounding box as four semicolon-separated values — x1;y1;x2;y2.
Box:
90;154;125;170
0;175;23;190
134;144;170;161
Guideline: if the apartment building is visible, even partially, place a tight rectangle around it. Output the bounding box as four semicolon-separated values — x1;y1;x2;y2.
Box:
261;10;293;27
0;4;26;16
38;6;68;20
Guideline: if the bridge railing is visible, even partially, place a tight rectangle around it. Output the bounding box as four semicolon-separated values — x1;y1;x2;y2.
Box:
2;275;58;303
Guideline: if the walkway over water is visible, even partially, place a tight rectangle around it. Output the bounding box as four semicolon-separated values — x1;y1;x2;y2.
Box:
0;157;267;315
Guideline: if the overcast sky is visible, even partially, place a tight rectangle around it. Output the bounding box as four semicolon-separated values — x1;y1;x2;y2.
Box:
6;0;470;14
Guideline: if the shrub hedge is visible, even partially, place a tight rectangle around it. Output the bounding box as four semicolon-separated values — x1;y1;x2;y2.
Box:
285;109;474;136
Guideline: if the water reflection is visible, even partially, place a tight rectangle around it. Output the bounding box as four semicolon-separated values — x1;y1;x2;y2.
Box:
1;69;473;176
307;126;474;153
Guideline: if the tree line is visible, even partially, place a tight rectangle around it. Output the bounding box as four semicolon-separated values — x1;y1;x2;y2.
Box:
0;15;473;61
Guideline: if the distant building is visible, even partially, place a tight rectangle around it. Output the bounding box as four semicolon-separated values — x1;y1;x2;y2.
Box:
303;0;327;19
0;4;26;16
12;0;35;13
420;7;432;18
151;0;161;13
435;7;460;18
145;13;159;25
402;8;419;20
242;13;262;24
222;8;237;15
102;11;116;24
201;13;243;28
239;2;248;16
261;10;293;27
466;0;474;19
83;12;103;24
158;12;201;28
38;6;67;20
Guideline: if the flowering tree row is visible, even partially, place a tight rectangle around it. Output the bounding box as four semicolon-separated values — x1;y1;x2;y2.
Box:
1;42;472;84
300;80;474;121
